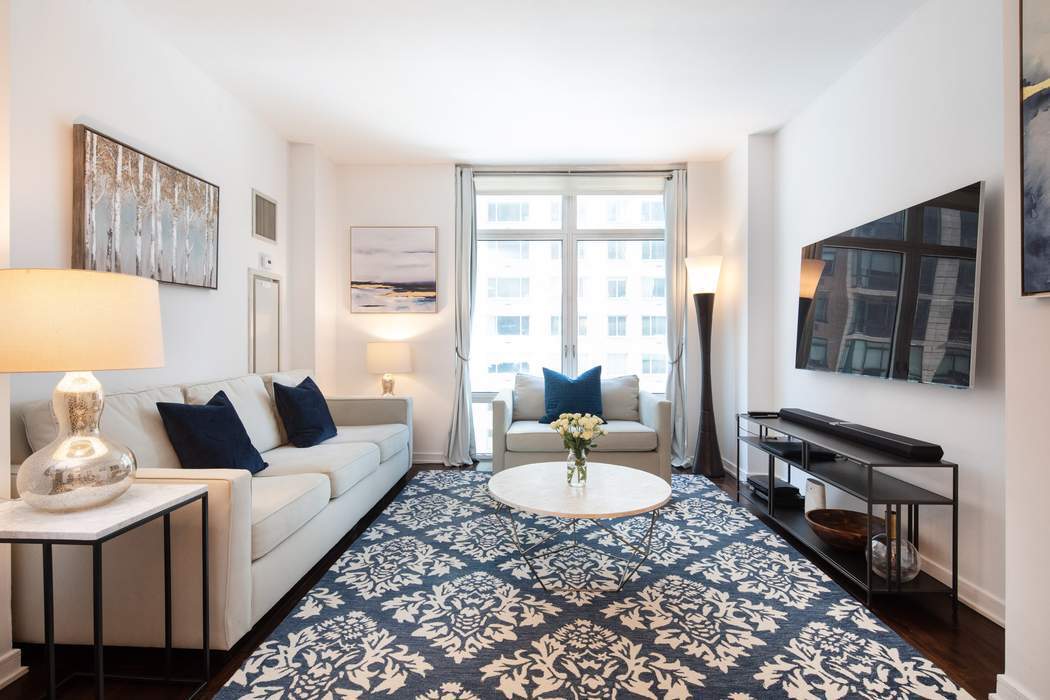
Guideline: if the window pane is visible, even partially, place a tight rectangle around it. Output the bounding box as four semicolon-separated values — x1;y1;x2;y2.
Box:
476;195;562;230
577;239;667;393
473;241;563;392
577;195;665;229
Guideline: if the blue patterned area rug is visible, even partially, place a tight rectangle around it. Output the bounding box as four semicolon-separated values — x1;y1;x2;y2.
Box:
217;471;966;699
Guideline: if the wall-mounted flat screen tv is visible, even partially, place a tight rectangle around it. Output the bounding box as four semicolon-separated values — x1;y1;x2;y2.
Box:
795;182;984;388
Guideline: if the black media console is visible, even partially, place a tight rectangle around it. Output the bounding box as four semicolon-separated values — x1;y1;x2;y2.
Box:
735;410;958;612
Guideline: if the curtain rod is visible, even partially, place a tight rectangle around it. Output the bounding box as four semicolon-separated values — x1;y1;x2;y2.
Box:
464;164;683;176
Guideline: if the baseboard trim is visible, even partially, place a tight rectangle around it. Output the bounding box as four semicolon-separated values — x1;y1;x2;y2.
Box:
991;674;1035;700
413;451;446;465
0;648;27;690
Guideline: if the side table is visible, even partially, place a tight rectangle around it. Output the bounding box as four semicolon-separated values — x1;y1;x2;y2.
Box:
0;483;209;699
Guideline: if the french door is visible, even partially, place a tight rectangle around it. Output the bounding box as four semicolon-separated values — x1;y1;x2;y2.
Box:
470;188;667;456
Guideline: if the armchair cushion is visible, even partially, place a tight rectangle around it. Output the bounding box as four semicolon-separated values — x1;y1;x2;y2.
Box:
273;377;337;448
505;419;657;452
541;366;603;423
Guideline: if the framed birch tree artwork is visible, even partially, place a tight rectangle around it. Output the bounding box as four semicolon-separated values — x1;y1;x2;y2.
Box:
72;124;220;289
1023;0;1050;295
350;226;437;312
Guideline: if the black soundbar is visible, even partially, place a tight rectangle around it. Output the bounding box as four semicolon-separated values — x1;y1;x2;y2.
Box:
779;407;944;462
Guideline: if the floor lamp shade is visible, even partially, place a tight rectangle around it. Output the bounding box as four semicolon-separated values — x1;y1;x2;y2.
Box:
685;257;723;477
0;269;165;511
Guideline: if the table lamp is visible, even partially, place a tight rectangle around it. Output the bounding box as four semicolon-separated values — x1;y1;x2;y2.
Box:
685;256;723;477
366;342;412;396
0;269;164;511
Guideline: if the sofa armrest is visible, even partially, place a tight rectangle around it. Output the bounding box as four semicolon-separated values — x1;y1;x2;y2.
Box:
325;395;412;428
639;391;672;484
135;468;253;649
491;389;513;473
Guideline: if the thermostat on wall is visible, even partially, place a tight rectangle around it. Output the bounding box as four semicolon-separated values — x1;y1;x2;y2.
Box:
260;253;274;270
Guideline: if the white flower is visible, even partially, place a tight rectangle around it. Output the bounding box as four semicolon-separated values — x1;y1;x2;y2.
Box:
581;430;593;440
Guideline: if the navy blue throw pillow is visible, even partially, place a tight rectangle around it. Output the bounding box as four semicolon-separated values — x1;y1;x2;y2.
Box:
540;366;603;423
273;376;337;448
156;391;267;473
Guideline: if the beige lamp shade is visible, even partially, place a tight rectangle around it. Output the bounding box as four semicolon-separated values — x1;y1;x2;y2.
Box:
366;342;412;374
0;269;164;372
685;256;723;294
799;258;826;299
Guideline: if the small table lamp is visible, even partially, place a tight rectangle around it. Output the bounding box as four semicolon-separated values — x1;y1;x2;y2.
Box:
366;342;412;396
0;269;164;512
685;256;723;478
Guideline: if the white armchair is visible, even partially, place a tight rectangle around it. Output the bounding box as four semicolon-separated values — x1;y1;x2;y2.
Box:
491;374;672;483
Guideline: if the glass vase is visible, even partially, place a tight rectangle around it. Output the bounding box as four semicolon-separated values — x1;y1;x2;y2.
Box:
866;512;920;583
566;451;588;488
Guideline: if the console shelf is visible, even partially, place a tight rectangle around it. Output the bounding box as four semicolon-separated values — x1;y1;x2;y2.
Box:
735;413;958;610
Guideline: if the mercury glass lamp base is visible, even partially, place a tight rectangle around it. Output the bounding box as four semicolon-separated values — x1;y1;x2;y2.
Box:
16;371;136;512
380;373;395;396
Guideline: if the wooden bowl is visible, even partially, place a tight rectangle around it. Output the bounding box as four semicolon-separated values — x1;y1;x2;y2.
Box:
805;509;885;551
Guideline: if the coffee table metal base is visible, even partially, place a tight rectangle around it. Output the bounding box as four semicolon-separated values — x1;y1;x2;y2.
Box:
493;502;659;593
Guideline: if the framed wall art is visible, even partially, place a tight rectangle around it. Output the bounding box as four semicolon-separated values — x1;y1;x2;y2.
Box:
73;124;219;289
349;226;437;313
1022;0;1050;295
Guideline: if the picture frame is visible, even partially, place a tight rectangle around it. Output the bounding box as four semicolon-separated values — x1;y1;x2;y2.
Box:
349;226;438;313
72;124;220;290
1022;0;1050;295
252;189;278;244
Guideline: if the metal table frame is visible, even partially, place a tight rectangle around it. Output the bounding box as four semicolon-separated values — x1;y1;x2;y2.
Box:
492;501;661;593
1;491;209;700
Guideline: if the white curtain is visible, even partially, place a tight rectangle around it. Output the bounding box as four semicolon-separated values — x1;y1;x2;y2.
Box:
664;170;689;467
444;166;477;466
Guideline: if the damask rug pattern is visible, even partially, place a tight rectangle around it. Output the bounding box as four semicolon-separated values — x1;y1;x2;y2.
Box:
217;471;965;699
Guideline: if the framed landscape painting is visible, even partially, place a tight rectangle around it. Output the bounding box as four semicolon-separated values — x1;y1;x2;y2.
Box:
72;124;220;289
1023;1;1050;295
350;226;437;313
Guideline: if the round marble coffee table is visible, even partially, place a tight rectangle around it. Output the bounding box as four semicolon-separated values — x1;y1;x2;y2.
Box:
487;461;671;592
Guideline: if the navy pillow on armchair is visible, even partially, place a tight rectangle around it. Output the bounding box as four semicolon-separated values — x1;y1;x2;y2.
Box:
156;390;268;473
273;376;337;448
540;366;603;423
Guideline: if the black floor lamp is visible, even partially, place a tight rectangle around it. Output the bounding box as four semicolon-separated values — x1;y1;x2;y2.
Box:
686;256;723;477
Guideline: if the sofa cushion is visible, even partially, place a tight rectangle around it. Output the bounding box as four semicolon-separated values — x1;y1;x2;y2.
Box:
601;375;641;421
323;424;409;462
258;442;380;498
513;372;640;421
183;375;283;453
262;369;314;401
22;385;185;469
251;473;329;560
157;391;268;473
505;419;657;453
273;377;337;448
541;366;603;423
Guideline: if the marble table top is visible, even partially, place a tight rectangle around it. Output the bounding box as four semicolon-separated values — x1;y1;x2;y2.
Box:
0;483;206;542
487;462;671;519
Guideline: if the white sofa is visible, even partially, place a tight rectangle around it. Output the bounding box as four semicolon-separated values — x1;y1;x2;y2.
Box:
8;369;412;651
492;374;672;483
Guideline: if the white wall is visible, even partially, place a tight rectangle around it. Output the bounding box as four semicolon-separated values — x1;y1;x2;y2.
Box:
8;0;291;411
771;0;1005;622
0;0;24;687
333;165;456;463
1000;1;1050;697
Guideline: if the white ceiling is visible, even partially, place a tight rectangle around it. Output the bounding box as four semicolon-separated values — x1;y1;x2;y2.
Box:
124;0;923;165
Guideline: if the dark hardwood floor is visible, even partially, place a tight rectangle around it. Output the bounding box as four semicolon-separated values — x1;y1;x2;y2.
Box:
2;466;1004;699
